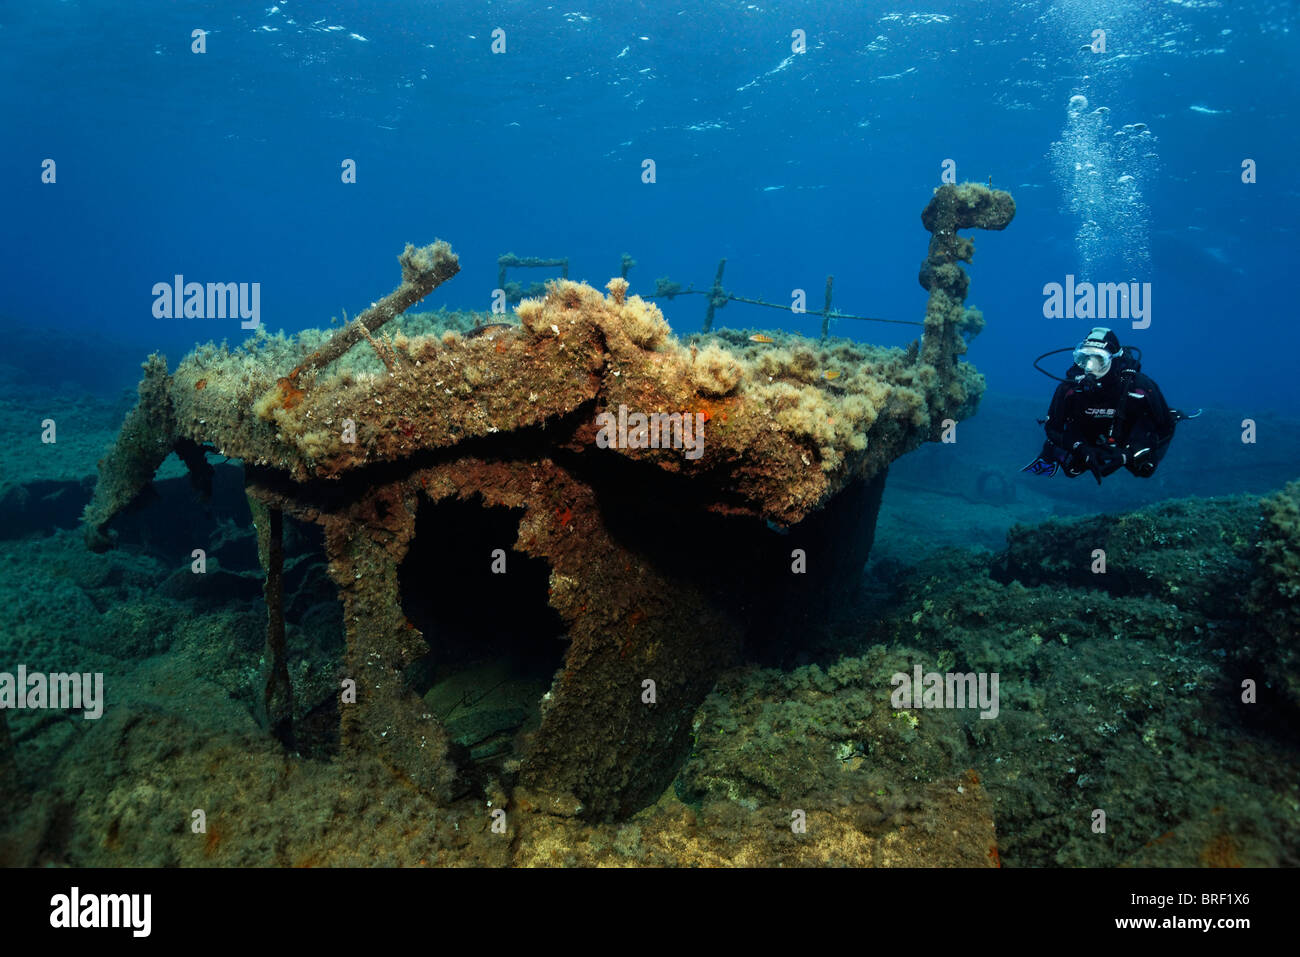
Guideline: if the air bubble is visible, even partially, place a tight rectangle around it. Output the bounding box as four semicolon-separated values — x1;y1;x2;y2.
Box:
1050;96;1157;279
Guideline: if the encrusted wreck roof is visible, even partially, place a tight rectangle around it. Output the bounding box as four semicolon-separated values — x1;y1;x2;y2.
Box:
86;183;1015;544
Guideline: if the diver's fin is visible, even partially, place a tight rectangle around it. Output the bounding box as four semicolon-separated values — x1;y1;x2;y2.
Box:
1171;408;1203;421
1020;456;1059;477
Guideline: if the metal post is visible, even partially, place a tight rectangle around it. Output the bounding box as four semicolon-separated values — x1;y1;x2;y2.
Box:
251;495;295;749
702;258;727;332
820;275;835;341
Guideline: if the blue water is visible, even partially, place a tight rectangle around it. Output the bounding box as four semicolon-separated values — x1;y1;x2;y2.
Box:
2;0;1297;408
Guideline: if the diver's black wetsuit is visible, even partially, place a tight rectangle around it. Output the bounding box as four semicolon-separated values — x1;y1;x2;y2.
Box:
1042;360;1177;480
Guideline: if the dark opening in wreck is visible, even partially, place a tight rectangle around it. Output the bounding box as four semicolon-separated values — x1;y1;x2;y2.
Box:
399;495;566;777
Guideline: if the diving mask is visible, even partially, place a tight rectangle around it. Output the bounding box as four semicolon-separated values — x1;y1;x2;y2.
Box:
1073;343;1114;378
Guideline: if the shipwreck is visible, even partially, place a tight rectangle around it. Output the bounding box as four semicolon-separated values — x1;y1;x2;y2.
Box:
76;183;1015;819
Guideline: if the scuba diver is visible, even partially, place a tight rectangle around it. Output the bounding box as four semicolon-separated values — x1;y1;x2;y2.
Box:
1023;327;1197;484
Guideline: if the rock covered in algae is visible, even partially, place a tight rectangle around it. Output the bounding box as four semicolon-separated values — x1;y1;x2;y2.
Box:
1247;479;1300;709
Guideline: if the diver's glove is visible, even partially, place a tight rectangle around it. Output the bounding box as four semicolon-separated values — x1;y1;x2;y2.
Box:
1127;446;1157;477
1096;448;1127;477
1070;442;1105;484
1072;443;1127;484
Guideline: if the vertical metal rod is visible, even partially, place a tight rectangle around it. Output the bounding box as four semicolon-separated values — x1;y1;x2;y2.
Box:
252;496;295;749
702;258;727;332
820;275;835;341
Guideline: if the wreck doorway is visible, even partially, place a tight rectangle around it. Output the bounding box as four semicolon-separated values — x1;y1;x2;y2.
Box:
398;494;567;775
